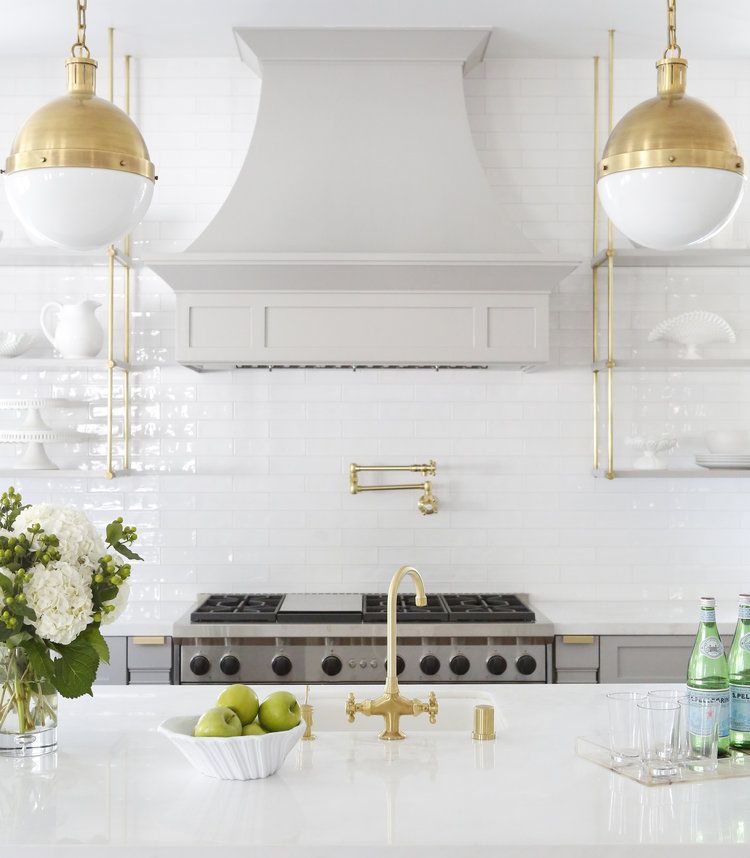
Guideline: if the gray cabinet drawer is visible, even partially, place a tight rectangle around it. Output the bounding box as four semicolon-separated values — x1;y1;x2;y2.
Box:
95;636;127;685
127;636;173;669
555;635;599;669
556;668;598;684
599;635;733;684
128;669;172;685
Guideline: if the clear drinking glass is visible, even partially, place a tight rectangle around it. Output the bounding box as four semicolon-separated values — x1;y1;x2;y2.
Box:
649;690;690;760
638;699;680;779
607;691;646;764
680;697;720;774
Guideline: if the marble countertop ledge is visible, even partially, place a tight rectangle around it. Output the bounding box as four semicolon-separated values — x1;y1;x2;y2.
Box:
3;683;748;857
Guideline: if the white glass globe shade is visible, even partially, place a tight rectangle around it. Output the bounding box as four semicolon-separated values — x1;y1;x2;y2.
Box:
4;167;154;251
598;167;745;251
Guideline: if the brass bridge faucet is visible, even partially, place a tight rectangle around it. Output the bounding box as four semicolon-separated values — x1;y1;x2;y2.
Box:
346;565;438;740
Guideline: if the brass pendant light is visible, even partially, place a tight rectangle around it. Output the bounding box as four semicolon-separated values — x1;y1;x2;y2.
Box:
3;0;156;250
597;0;745;250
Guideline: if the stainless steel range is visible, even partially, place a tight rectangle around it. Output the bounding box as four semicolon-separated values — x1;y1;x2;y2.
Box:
173;592;553;685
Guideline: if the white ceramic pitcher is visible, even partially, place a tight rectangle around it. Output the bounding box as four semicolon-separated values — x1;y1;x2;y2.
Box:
39;299;104;359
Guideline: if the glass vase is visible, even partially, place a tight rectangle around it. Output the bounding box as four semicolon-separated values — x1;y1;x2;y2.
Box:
0;646;57;756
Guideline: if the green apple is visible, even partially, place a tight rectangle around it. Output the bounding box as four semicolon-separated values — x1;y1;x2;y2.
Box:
193;706;242;737
217;684;259;726
242;721;268;736
258;691;301;732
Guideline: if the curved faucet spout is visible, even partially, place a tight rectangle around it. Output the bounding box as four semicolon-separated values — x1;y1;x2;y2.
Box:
386;565;426;693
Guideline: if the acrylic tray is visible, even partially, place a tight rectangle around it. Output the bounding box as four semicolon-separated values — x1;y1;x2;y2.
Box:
576;736;750;787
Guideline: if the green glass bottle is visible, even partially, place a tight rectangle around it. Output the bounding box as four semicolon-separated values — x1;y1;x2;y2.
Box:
687;596;730;756
728;593;750;750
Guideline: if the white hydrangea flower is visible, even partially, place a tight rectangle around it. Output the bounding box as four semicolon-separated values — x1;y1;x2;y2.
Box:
24;560;93;646
12;504;106;576
101;580;130;625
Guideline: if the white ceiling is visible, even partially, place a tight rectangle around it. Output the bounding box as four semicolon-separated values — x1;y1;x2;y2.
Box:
6;0;750;61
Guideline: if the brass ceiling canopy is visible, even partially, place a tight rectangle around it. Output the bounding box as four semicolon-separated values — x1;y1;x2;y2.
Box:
598;1;743;181
4;1;154;181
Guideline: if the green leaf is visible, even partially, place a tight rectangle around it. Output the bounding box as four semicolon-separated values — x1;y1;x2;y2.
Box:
23;638;55;683
11;603;36;621
51;636;100;699
97;584;118;602
78;625;110;664
105;521;123;545
0;571;12;592
5;631;32;647
111;541;143;562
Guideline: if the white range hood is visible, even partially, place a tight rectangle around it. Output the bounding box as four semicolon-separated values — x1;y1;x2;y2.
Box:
148;28;576;370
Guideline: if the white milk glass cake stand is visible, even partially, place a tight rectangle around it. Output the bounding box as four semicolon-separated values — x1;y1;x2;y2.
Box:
0;398;85;469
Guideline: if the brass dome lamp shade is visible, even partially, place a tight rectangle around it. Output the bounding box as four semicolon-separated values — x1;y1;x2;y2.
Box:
3;0;155;250
597;0;744;251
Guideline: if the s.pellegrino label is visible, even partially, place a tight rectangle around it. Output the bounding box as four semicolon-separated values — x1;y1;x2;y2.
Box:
687;598;730;753
728;597;750;748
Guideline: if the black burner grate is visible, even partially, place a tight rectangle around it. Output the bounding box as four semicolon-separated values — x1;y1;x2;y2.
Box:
190;593;285;623
441;593;535;623
362;593;449;623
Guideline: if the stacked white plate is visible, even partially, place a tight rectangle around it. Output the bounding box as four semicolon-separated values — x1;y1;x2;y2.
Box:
696;453;750;470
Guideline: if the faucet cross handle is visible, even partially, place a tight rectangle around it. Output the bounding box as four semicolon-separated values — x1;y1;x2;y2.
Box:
426;691;438;724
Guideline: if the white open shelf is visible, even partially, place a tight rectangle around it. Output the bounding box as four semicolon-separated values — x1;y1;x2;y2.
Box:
0;247;136;268
591;247;750;269
593;468;750;479
591;359;750;371
0;358;151;372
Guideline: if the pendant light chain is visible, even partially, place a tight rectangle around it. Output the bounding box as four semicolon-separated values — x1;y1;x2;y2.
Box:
71;0;90;58
664;0;681;58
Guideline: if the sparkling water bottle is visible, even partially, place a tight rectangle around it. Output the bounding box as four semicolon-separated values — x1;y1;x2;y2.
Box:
728;593;750;750
687;596;730;756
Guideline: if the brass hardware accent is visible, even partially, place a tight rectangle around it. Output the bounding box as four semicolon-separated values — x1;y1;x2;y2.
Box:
345;566;438;740
301;685;315;740
472;704;496;741
350;462;438;515
5;0;155;182
597;1;743;182
561;635;595;645
131;636;166;646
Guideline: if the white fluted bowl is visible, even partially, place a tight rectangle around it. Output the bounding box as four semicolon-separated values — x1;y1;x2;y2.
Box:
0;330;37;358
158;716;305;780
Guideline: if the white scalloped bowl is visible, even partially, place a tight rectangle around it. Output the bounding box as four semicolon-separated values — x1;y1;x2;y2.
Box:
0;330;37;358
158;716;305;780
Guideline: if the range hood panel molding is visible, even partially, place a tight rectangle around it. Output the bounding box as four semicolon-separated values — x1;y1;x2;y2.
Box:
149;28;577;369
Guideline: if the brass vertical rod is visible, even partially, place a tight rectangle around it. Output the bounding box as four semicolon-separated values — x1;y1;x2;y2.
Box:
606;29;615;479
123;54;132;471
107;27;114;103
106;246;115;479
592;55;600;473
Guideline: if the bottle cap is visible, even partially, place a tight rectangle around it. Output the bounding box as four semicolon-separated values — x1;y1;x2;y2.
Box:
739;593;750;604
700;596;716;608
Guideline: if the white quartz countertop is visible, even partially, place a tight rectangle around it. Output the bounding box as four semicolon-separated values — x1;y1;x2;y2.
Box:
3;683;748;856
536;600;739;636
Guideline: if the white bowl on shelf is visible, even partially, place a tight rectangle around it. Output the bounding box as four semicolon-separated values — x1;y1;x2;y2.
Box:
158;716;305;780
704;430;749;454
0;330;37;358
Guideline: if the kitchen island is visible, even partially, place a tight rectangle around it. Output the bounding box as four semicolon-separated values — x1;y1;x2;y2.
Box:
2;684;747;857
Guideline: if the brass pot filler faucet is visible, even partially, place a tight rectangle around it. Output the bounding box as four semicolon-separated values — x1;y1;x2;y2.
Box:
346;565;439;740
349;461;438;515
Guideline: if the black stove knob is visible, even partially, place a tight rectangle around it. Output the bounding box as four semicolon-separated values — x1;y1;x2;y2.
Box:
450;654;471;676
321;655;342;677
420;655;441;676
272;655;292;677
516;654;537;676
385;656;406;676
220;654;240;676
189;654;210;676
487;655;507;676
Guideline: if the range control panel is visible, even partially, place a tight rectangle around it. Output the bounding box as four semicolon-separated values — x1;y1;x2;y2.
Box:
178;641;549;684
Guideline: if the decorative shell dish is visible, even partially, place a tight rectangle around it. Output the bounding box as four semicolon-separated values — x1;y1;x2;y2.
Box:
158;717;305;780
0;330;37;358
647;311;735;360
